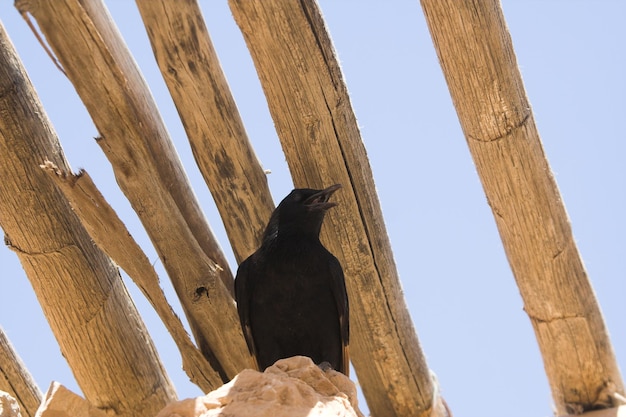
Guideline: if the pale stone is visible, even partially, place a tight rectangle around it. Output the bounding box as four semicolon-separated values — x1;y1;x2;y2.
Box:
34;382;108;417
0;391;21;417
155;356;364;417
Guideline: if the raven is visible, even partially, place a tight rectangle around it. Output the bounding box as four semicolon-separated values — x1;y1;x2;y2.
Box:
235;184;349;375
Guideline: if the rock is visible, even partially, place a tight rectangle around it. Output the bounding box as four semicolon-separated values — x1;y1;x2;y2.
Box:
34;382;108;417
155;356;364;417
0;391;21;417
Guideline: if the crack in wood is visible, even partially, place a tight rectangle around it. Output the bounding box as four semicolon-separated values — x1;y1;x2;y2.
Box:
527;311;584;325
466;110;531;143
4;235;78;257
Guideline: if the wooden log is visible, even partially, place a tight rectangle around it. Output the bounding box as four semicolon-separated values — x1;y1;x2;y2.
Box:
0;327;42;417
135;0;275;263
15;0;252;382
419;0;625;414
229;2;447;416
41;163;222;392
0;22;176;417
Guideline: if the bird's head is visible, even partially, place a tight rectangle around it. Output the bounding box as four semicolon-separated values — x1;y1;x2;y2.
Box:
264;184;342;240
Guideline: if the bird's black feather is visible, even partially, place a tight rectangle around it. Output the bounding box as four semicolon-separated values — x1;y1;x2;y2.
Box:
235;184;349;375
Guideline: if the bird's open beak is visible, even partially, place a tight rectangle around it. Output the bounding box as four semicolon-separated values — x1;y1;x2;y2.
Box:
304;184;342;211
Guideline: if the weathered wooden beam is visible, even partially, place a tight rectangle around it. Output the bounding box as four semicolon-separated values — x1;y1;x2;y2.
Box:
15;0;251;382
229;2;448;417
41;164;221;392
420;0;625;414
135;0;275;263
0;327;41;417
0;21;176;417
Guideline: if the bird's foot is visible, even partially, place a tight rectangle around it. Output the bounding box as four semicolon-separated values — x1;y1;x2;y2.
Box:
318;361;333;372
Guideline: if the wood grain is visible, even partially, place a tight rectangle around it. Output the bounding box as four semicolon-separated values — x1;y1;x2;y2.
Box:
230;1;448;416
16;0;251;383
135;0;275;264
42;164;223;392
0;21;176;417
420;0;624;413
0;327;42;417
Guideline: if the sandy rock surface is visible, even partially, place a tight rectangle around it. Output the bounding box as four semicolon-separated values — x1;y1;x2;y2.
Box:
0;391;21;417
156;356;364;417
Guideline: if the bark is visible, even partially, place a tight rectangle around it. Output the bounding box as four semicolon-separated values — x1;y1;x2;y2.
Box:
135;0;275;263
229;1;448;416
15;0;252;382
41;163;221;392
0;21;176;417
420;0;625;414
0;327;42;417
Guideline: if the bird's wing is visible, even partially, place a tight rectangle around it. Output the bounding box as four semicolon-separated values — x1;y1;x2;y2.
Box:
234;258;259;369
329;256;350;376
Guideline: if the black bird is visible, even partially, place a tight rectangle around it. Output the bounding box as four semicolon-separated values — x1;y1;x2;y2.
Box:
235;184;349;375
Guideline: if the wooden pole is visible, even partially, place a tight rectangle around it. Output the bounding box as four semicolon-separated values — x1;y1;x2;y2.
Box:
16;0;252;382
41;164;221;392
420;0;625;413
0;327;42;417
0;22;176;417
135;0;275;263
229;1;448;416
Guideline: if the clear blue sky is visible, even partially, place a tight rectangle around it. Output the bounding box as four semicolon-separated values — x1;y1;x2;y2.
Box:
1;2;624;416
